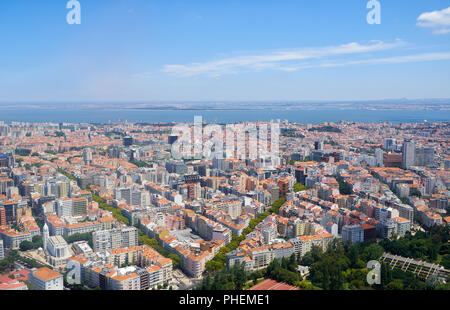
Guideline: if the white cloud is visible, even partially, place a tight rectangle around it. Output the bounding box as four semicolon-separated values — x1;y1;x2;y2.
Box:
161;40;404;77
417;6;450;35
298;52;450;70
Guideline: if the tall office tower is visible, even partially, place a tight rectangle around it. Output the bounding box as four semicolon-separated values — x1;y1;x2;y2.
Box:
0;239;4;259
0;152;14;168
401;139;415;169
414;147;435;167
168;135;178;145
375;148;384;167
383;138;396;151
56;181;68;198
83;148;93;165
425;177;436;195
314;140;323;151
123;136;133;147
107;145;122;158
342;225;364;244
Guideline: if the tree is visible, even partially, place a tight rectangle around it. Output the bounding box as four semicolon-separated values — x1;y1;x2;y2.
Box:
32;235;43;247
293;183;307;193
206;260;223;272
168;254;180;269
385;280;403;290
361;243;384;262
410;189;422;198
337;176;352;195
300;245;323;266
379;262;392;289
425;274;443;290
19;240;34;251
441;254;450;269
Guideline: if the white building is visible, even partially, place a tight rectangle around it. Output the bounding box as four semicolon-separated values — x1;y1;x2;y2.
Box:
375;148;384;167
56;198;73;217
396;183;410;198
43;223;49;251
47;235;70;268
72;241;93;256
83;148;93;165
92;227;138;253
30;267;64;290
0;239;4;259
402;140;415;169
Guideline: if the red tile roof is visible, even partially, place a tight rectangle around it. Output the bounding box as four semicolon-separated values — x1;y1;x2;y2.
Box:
247;279;300;291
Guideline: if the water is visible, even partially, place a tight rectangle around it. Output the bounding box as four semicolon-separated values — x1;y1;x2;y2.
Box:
0;108;448;124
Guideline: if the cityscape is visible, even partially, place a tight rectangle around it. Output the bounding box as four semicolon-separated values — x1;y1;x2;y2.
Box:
0;0;450;297
0;119;449;291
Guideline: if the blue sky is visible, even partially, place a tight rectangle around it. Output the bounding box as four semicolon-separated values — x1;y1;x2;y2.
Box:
0;0;450;102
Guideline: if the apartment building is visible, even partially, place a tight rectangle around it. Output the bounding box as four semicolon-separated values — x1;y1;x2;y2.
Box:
92;227;138;253
0;239;4;259
342;225;364;244
0;228;32;249
289;233;334;258
30;267;64;290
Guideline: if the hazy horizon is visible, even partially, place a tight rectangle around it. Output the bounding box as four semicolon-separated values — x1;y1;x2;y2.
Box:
1;1;450;102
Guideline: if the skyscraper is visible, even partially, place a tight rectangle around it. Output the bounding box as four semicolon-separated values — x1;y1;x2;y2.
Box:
375;148;384;167
83;148;93;165
314;140;323;151
415;147;435;167
342;225;364;244
401;139;415;169
383;138;396;151
123;136;133;147
0;239;4;259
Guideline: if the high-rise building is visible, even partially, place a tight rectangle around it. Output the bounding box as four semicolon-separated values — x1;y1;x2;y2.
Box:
0;239;4;259
375;148;384;167
401;139;415;169
424;176;436;195
0;152;14;168
56;198;73;217
92;227;138;252
121;227;138;248
383;138;396;151
114;187;131;205
72;198;88;216
123;136;133;147
414;147;434;167
83;148;93;165
92;230;110;253
168;135;178;145
314;141;323;151
342;225;364;244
